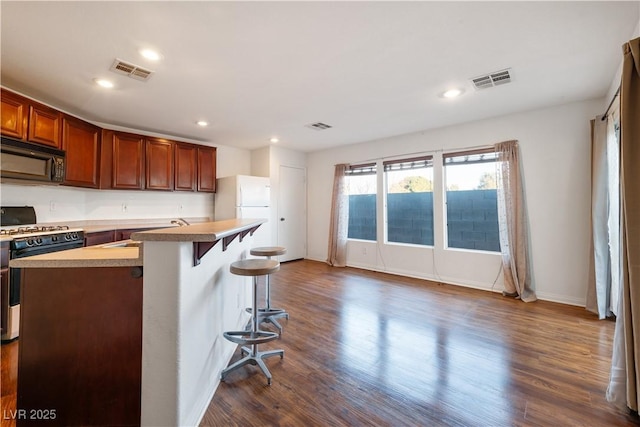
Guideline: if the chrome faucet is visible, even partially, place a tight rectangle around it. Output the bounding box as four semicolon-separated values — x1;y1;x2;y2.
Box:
171;218;190;226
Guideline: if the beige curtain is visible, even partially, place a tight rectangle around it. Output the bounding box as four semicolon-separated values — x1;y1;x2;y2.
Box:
495;140;536;302
607;37;640;412
586;116;613;319
326;164;349;267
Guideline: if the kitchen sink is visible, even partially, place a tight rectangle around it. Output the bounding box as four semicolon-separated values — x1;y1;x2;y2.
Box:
96;240;141;249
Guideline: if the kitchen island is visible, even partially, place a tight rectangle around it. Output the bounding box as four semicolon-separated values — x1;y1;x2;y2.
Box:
9;218;265;427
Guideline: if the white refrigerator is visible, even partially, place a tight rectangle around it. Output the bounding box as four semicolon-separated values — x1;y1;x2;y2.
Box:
215;175;272;248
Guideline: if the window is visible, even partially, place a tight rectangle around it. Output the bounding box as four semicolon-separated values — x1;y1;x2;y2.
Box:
346;163;377;241
443;149;500;252
384;156;434;245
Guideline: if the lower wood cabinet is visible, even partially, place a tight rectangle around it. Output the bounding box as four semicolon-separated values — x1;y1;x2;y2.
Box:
83;230;116;247
17;267;142;427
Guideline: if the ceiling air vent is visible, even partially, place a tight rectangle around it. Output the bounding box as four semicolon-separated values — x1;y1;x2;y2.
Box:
110;58;154;81
305;122;332;131
470;69;512;90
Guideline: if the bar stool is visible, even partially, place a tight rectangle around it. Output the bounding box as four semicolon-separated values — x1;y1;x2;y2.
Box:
221;259;284;385
249;246;289;335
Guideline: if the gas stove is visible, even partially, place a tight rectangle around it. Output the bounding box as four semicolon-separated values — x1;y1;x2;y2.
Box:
1;206;85;341
0;207;84;246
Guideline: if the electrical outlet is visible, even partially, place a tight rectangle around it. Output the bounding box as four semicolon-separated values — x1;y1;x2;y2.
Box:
49;201;56;212
122;203;128;212
177;204;183;212
362;247;367;255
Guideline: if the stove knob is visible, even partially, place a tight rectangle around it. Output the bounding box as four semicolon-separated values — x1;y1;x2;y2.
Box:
64;234;72;241
71;232;78;240
26;238;35;247
52;235;58;242
36;237;43;245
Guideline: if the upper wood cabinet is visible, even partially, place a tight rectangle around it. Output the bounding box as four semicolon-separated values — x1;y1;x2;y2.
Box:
197;146;217;193
146;138;174;191
1;89;62;148
174;143;197;192
0;89;28;140
28;103;62;148
62;116;101;188
111;131;145;190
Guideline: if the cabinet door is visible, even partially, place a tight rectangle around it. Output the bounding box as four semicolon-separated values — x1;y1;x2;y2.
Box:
1;268;8;335
146;138;174;191
84;230;116;247
112;132;145;189
197;146;217;192
174;143;197;191
63;116;101;188
28;103;62;148
0;89;28;140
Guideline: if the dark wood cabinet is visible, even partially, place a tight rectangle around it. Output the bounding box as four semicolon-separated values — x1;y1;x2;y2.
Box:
0;268;7;335
62;116;101;188
116;228;150;241
1;89;61;148
197;146;217;193
84;230;116;247
174;143;197;192
146;138;174;191
111;131;145;190
27;102;62;148
0;242;8;335
18;267;142;427
2;88;218;193
0;89;28;140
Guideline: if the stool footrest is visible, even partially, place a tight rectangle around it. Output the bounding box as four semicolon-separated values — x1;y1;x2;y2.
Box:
221;347;284;385
223;330;278;346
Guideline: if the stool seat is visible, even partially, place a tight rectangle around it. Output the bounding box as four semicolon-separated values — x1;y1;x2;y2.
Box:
230;259;279;276
250;246;287;257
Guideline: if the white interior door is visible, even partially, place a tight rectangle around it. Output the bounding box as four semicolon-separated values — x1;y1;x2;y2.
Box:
278;166;306;261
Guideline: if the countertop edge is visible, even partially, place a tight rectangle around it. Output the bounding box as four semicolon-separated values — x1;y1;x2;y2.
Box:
130;218;266;242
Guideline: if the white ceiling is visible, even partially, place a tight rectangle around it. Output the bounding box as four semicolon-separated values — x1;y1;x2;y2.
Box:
1;1;638;153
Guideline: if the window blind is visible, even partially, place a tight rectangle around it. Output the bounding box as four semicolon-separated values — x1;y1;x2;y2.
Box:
443;148;497;166
383;155;433;172
346;163;377;176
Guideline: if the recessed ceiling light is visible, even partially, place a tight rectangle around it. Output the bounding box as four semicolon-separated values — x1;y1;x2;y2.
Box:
196;121;208;127
94;78;114;88
140;49;162;61
270;137;279;143
441;88;465;98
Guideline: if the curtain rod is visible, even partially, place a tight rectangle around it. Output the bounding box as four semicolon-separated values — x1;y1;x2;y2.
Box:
601;86;621;121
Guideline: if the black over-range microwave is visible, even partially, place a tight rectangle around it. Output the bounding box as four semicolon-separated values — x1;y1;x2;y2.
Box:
0;137;65;184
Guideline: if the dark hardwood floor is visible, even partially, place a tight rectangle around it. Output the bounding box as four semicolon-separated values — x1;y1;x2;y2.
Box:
202;260;638;426
1;260;638;426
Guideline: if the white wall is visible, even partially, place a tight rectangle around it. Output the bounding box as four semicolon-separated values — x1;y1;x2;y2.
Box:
0;143;251;223
307;99;604;306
